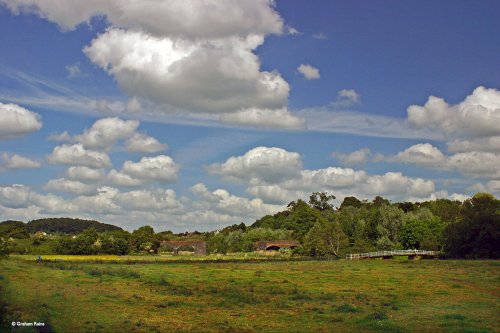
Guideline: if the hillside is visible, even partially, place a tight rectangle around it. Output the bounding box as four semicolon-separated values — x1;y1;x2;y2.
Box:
25;218;123;234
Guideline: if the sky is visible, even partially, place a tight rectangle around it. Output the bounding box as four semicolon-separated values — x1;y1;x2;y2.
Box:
0;0;499;231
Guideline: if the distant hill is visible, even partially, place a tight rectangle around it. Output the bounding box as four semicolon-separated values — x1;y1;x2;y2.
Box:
0;220;29;239
25;218;123;234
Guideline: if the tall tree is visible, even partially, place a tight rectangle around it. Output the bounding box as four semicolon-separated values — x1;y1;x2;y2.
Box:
309;192;336;211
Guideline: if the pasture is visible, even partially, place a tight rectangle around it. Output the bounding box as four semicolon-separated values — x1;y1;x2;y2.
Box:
0;256;498;332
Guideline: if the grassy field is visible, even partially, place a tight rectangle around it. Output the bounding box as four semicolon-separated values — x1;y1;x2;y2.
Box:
0;256;498;332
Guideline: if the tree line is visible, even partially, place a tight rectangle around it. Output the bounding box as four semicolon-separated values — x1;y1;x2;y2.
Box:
1;192;498;258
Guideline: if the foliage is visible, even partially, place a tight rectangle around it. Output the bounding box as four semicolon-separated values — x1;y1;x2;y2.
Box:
400;208;444;250
303;219;348;257
308;191;336;211
26;218;122;234
0;220;29;239
2;192;498;259
207;228;293;254
251;199;324;241
444;193;500;258
130;226;160;254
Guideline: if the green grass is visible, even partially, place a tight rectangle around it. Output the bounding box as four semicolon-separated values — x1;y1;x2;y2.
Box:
0;257;498;332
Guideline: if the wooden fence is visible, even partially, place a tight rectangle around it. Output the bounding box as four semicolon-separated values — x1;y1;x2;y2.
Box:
346;249;439;260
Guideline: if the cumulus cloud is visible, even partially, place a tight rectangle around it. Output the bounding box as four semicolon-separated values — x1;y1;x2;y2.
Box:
48;131;72;142
469;180;500;196
0;102;42;139
1;0;283;38
330;89;361;109
1;153;41;169
106;169;143;187
361;172;435;198
220;107;305;129
407;86;500;138
47;143;111;168
125;133;167;153
66;166;104;183
126;97;141;113
333;148;371;166
114;188;180;211
210;146;437;204
84;29;289;114
384;143;500;178
75;117;139;150
190;183;282;218
208;147;303;183
447;136;500;153
391;143;446;166
0;182;271;231
0;184;31;208
2;0;296;129
44;178;96;195
122;155;180;183
297;64;320;80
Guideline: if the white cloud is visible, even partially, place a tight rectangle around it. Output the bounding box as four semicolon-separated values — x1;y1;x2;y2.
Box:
94;99;125;114
72;186;120;214
126;97;141;113
208;146;303;183
0;184;31;208
125;133;167;153
65;63;81;78
246;185;304;205
114;188;180;211
448;151;500;178
47;143;111;168
385;143;500;178
361;172;435;198
469;180;500;196
66;166;104;183
2;0;283;38
122;155;179;183
298;108;440;140
447;136;500;153
407;86;500;138
4;1;288;125
330;89;361;109
333;148;371;166
210;146;437;204
84;29;289;115
297;64;320;80
44;178;96;195
1;153;41;169
106;169;143;187
220;107;305;129
75;117;139;150
190;183;282;218
48;131;72;142
0;102;42;139
391;143;446;166
286;26;301;35
312;32;327;39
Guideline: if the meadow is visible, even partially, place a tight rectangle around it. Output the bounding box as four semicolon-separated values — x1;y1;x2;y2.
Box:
0;256;498;332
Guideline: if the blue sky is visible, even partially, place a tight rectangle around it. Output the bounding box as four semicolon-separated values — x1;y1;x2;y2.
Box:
0;0;499;231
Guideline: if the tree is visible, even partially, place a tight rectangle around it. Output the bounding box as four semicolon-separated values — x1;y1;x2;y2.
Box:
400;208;443;250
339;196;363;210
0;220;29;239
303;219;348;257
130;226;160;253
309;192;336;211
444;193;500;258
